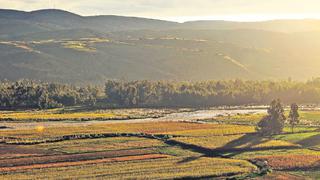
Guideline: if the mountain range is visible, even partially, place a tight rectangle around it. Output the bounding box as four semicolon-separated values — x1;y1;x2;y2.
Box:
1;9;320;83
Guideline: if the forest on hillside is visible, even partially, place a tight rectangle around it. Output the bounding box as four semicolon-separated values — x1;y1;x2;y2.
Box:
1;79;320;109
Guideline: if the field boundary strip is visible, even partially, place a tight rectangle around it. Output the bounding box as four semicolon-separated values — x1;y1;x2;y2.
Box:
0;154;169;173
1;132;183;145
0;148;159;168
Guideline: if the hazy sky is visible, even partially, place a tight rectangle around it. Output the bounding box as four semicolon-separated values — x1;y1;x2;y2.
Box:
1;0;320;22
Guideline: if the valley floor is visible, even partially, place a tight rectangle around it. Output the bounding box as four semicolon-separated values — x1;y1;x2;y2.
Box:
0;107;320;179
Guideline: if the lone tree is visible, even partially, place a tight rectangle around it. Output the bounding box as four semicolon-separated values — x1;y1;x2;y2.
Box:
257;99;286;136
288;103;299;133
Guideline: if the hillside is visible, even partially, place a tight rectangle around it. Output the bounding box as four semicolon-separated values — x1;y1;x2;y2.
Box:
1;9;320;83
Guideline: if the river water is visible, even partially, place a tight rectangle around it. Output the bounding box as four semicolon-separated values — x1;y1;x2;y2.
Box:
1;108;266;130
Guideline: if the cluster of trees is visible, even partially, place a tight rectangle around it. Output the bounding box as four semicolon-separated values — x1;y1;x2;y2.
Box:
0;80;101;109
257;99;299;135
1;78;320;109
104;79;320;107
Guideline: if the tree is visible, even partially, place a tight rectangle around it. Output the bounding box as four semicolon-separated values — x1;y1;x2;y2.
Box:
86;95;97;106
38;91;50;109
288;103;299;133
257;99;286;135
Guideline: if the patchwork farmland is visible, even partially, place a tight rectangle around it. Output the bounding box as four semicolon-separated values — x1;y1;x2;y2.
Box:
0;108;320;179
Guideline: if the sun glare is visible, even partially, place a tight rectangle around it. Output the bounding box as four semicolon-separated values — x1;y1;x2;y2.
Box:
36;126;45;133
167;13;320;23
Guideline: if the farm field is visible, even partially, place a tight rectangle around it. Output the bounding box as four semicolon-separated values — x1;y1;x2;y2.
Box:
0;108;320;179
208;110;320;126
0;107;187;121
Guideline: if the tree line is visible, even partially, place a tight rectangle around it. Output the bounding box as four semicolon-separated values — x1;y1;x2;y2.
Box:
1;79;320;109
0;80;101;109
105;79;320;107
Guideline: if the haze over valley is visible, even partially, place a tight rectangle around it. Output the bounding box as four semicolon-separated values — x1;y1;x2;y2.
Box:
1;9;320;83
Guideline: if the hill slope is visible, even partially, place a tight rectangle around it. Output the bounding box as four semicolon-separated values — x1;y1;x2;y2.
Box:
1;9;320;83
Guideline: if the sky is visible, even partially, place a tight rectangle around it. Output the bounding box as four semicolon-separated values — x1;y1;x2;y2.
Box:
1;0;320;22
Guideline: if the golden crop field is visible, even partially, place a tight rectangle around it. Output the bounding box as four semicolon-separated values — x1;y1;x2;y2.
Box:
0;122;235;140
168;124;256;136
0;157;256;179
214;113;266;124
33;137;168;153
1;109;320;179
0;111;118;120
0;108;183;121
172;136;299;150
254;155;320;170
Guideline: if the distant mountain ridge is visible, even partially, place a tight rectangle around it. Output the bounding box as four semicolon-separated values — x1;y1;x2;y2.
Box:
2;9;320;34
1;9;320;83
0;9;178;39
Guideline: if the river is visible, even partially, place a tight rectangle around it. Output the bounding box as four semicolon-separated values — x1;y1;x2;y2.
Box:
1;108;266;130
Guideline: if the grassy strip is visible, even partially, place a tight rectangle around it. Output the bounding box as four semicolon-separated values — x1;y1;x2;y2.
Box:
1;133;178;145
